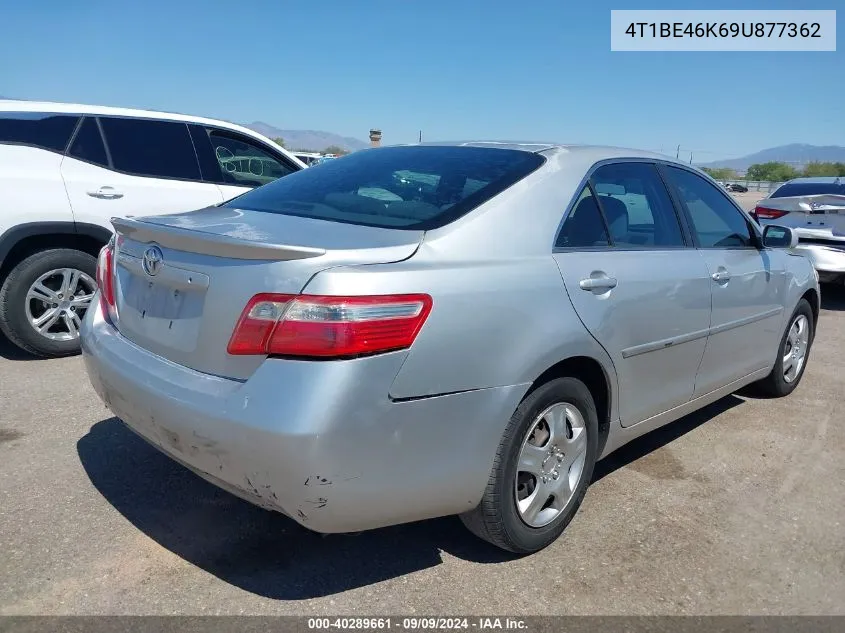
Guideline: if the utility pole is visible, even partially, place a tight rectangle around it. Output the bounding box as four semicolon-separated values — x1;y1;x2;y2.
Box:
689;152;693;164
419;130;422;143
676;144;681;159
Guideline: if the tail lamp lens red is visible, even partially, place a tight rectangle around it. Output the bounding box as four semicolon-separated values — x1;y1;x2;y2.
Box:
754;206;789;220
95;243;116;319
227;293;433;358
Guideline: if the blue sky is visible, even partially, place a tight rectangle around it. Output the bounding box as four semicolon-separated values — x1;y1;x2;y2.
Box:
1;0;842;161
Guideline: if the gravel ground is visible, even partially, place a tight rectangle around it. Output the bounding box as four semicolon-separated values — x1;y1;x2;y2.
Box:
1;286;843;616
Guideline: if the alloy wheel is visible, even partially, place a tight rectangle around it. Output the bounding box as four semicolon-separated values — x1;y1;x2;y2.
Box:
25;268;96;342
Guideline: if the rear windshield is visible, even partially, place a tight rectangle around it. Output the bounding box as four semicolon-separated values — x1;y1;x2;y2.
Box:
222;145;545;230
771;182;845;198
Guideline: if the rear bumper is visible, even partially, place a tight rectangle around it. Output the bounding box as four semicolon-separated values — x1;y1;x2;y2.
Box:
795;242;845;274
80;301;527;533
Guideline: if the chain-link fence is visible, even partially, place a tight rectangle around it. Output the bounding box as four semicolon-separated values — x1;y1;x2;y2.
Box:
723;180;784;194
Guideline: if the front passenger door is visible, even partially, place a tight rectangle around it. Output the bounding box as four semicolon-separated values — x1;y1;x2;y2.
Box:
661;166;786;395
553;161;712;427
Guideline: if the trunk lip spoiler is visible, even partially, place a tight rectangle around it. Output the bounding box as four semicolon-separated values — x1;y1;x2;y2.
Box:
111;217;326;261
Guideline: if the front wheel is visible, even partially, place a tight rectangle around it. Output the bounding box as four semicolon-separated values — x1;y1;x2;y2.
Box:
754;298;814;397
460;377;598;553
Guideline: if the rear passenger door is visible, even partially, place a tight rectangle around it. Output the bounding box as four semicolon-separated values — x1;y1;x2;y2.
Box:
61;116;224;232
661;166;786;394
553;161;712;427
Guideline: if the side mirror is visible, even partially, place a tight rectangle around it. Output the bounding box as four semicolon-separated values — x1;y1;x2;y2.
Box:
762;225;798;249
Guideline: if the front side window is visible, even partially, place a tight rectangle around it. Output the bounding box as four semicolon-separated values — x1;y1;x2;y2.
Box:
208;131;295;187
0;112;79;152
68;117;108;168
223;146;545;230
590;162;685;247
663;166;755;248
99;117;200;180
556;186;610;248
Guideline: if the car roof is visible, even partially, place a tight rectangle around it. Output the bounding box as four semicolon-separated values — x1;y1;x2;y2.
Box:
0;99;306;167
410;140;672;161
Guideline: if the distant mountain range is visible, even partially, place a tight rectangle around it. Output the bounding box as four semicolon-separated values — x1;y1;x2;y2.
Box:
701;144;845;170
244;122;369;153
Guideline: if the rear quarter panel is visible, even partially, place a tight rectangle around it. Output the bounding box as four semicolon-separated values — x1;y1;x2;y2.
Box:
303;252;616;402
0;146;73;234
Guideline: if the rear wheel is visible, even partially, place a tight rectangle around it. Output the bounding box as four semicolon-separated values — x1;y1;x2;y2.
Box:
460;377;598;553
0;248;97;358
754;298;814;397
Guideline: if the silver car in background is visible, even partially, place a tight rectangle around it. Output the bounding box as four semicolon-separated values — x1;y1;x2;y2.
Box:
81;143;819;553
754;176;845;284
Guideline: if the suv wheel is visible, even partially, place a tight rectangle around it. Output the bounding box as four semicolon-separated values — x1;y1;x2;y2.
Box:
0;248;98;358
460;377;598;553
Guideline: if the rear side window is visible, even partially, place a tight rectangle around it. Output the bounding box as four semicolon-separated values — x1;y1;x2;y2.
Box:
99;117;200;180
590;163;685;247
0;112;79;152
68;117;109;168
663;166;754;248
556;186;610;248
222;146;545;230
771;182;845;197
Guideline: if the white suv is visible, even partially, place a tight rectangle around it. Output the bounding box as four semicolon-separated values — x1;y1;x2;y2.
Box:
0;101;305;357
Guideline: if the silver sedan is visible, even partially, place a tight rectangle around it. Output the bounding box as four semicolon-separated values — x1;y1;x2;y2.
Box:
81;142;819;553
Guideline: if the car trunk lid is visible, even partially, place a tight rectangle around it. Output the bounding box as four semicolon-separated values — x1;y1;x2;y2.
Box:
109;206;423;380
756;194;845;243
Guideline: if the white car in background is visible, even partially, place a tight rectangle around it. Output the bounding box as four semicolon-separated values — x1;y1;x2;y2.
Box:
0;100;305;357
753;177;845;284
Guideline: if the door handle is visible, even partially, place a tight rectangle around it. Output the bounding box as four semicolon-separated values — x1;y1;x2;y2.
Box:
87;186;124;200
711;269;731;283
579;275;618;292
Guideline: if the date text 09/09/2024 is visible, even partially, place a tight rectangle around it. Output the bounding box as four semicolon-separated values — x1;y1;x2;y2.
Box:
307;618;528;630
624;22;822;39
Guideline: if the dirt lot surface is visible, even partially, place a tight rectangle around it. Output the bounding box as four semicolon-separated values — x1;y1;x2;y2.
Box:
1;287;843;616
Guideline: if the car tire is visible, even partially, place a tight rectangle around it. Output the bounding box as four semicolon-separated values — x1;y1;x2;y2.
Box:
460;377;599;553
0;248;98;358
754;298;814;397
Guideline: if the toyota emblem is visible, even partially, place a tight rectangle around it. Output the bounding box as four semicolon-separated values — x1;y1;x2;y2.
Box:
142;245;164;276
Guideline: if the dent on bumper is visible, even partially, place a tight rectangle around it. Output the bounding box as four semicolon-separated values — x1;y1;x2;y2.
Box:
80;304;528;533
796;243;845;273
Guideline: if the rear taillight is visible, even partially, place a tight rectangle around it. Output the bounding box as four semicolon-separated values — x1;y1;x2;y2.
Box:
95;242;117;322
227;293;433;358
754;205;789;220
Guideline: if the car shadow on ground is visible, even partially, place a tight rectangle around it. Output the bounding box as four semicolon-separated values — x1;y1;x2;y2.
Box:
78;396;745;600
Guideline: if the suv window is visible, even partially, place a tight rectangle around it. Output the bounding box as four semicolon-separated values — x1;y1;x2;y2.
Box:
224;145;545;230
0;112;79;152
663;166;755;248
99;117;200;180
590;163;685;247
208;130;295;187
556;186;610;248
68;117;108;168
